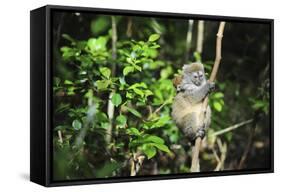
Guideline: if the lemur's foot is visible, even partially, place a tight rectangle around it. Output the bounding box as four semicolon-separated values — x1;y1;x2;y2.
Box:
195;127;206;139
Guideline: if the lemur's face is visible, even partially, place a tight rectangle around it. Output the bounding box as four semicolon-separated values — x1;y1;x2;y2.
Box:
190;70;205;86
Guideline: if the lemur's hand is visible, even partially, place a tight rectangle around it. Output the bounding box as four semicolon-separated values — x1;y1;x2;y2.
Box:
176;85;182;92
209;82;216;92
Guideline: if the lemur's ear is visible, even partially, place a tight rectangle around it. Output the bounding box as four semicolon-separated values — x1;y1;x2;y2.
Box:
183;63;204;73
172;75;182;88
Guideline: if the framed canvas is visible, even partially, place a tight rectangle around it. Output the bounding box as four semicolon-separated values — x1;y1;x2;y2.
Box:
30;5;274;187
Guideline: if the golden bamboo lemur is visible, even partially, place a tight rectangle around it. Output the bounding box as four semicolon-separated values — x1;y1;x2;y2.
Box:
172;63;215;143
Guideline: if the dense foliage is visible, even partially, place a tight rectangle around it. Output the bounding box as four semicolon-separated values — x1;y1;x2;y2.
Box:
52;12;271;180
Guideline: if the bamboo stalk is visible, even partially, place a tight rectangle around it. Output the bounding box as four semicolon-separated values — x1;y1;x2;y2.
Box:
190;21;226;172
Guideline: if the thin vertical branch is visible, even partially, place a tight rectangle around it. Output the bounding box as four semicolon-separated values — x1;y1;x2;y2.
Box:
186;20;194;61
196;20;205;56
238;124;256;169
190;21;226;172
106;16;117;144
126;17;133;37
57;130;63;144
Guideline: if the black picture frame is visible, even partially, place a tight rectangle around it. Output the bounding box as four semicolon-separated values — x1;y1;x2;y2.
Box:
30;4;274;187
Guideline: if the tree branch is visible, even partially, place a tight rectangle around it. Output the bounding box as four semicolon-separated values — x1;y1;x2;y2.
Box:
190;21;226;172
212;119;254;137
130;153;145;176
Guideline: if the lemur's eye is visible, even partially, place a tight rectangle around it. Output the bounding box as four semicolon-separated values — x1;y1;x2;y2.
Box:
194;75;198;78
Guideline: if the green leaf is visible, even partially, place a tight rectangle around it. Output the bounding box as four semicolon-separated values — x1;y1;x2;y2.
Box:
132;88;144;97
90;17;110;35
144;90;153;97
213;92;224;99
72;119;82;130
111;93;122;107
128;82;147;89
101;122;110;129
87;36;108;52
127;127;141;136
213;101;222;112
126;57;134;64
151;143;171;153
151;115;170;128
64;80;73;85
60;46;77;60
127;107;142;118
96;111;108;122
133;64;142;72
143;144;156;159
123;66;135;76
100;67;111;79
144;135;164;144
194;51;202;62
116;115;127;127
148;34;160;42
96;80;110;90
126;92;133;99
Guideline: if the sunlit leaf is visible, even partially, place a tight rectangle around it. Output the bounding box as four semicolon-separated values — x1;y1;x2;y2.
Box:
72;119;82;130
123;66;134;76
213;101;222;112
126;107;142;118
133;64;142;72
127;127;141;136
96;80;110;90
116;114;127;127
148;34;160;42
142;144;156;159
194;51;201;62
151;143;171;153
87;36;108;52
213;92;224;99
64;80;73;85
111;93;122;107
100;67;111;79
144;135;164;144
151;115;170;128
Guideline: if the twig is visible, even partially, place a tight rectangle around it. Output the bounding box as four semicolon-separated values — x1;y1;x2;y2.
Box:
212;148;221;164
212;119;254;137
153;100;169;115
190;21;226;172
214;138;227;171
238;123;256;169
